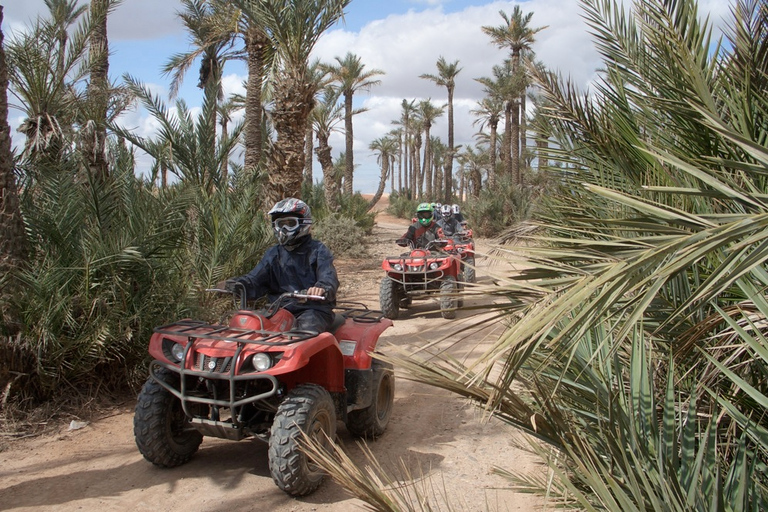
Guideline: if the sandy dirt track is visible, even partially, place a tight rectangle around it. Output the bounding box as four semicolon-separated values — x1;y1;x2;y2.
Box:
0;198;550;512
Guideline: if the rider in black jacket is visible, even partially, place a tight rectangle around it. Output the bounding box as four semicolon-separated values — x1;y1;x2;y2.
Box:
223;198;339;333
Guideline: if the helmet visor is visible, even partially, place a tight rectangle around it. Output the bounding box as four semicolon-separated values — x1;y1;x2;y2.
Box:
273;216;300;230
417;211;432;220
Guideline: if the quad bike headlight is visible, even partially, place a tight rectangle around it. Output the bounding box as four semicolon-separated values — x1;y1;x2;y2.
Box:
162;338;186;363
429;262;440;270
251;353;273;372
392;263;403;271
171;343;185;362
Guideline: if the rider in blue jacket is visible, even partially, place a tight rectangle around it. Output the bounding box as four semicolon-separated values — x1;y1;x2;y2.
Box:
223;198;339;333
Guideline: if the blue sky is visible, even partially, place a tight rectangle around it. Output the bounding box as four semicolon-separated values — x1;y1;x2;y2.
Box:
3;0;733;193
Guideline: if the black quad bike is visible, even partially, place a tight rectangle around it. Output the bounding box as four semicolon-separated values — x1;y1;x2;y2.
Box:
379;239;463;320
133;288;394;496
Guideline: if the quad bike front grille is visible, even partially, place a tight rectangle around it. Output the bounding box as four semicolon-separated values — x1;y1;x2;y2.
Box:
195;354;232;373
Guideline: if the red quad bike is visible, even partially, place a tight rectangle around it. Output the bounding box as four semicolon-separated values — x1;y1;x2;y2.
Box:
379;239;462;320
133;288;394;497
450;229;476;284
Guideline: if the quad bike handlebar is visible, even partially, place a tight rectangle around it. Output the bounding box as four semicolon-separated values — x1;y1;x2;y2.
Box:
206;283;325;312
395;238;450;251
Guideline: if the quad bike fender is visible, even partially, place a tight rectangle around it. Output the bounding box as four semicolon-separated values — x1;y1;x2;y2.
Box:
265;332;345;393
334;318;393;371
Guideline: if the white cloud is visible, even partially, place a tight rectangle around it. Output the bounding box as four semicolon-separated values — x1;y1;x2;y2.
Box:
3;0;737;193
312;0;598;192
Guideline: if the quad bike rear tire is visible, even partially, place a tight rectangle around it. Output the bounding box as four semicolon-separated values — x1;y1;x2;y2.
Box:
379;277;400;320
134;367;203;468
346;359;395;439
440;276;458;319
269;384;337;496
464;257;476;284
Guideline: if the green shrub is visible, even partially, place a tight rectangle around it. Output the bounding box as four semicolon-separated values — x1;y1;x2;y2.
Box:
462;176;545;237
387;190;419;220
304;182;376;234
5;160;272;402
312;214;368;258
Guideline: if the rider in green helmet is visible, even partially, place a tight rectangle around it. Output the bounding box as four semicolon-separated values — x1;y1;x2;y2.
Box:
397;202;444;248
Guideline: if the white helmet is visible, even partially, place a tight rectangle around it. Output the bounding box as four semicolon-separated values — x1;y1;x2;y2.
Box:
452;204;460;215
268;198;313;249
440;204;452;218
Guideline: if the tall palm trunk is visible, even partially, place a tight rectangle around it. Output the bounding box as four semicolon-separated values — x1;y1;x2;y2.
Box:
413;133;423;198
343;91;354;195
244;26;266;178
86;0;110;181
444;84;454;203
511;98;520;185
489;119;499;189
315;133;338;211
398;133;403;193
367;156;389;210
520;92;527;171
511;47;521;185
269;70;314;201
502;101;513;179
0;7;28;333
304;122;313;189
422;123;432;198
435;156;443;200
390;153;395;192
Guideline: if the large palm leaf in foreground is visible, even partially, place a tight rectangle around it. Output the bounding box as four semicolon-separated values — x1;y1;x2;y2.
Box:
309;0;768;509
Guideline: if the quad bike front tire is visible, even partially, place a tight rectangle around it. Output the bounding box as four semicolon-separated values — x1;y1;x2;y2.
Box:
269;384;337;496
346;359;395;439
464;257;476;284
134;367;203;468
440;276;458;319
379;277;400;320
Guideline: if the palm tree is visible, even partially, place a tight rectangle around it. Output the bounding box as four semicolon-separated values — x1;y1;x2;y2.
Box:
322;52;384;196
304;59;332;190
388;127;402;193
116;75;242;193
165;1;265;182
8;3;91;162
416;100;444;199
235;0;350;203
476;61;515;185
410;117;423;198
163;0;236;100
83;0;115;181
482;7;546;185
0;6;29;334
471;96;503;189
368;135;397;210
45;0;88;78
457;145;486;198
311;87;344;210
392;99;417;196
421;56;461;203
430;136;447;200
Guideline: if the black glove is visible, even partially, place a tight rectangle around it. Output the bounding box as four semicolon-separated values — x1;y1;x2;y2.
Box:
224;279;239;293
396;238;408;247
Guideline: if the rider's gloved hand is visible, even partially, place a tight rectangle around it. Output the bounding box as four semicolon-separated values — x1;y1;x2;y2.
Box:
222;279;239;293
306;286;326;300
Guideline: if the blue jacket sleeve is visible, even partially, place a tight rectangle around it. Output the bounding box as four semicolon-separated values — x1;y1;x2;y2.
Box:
234;246;277;301
312;242;339;303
